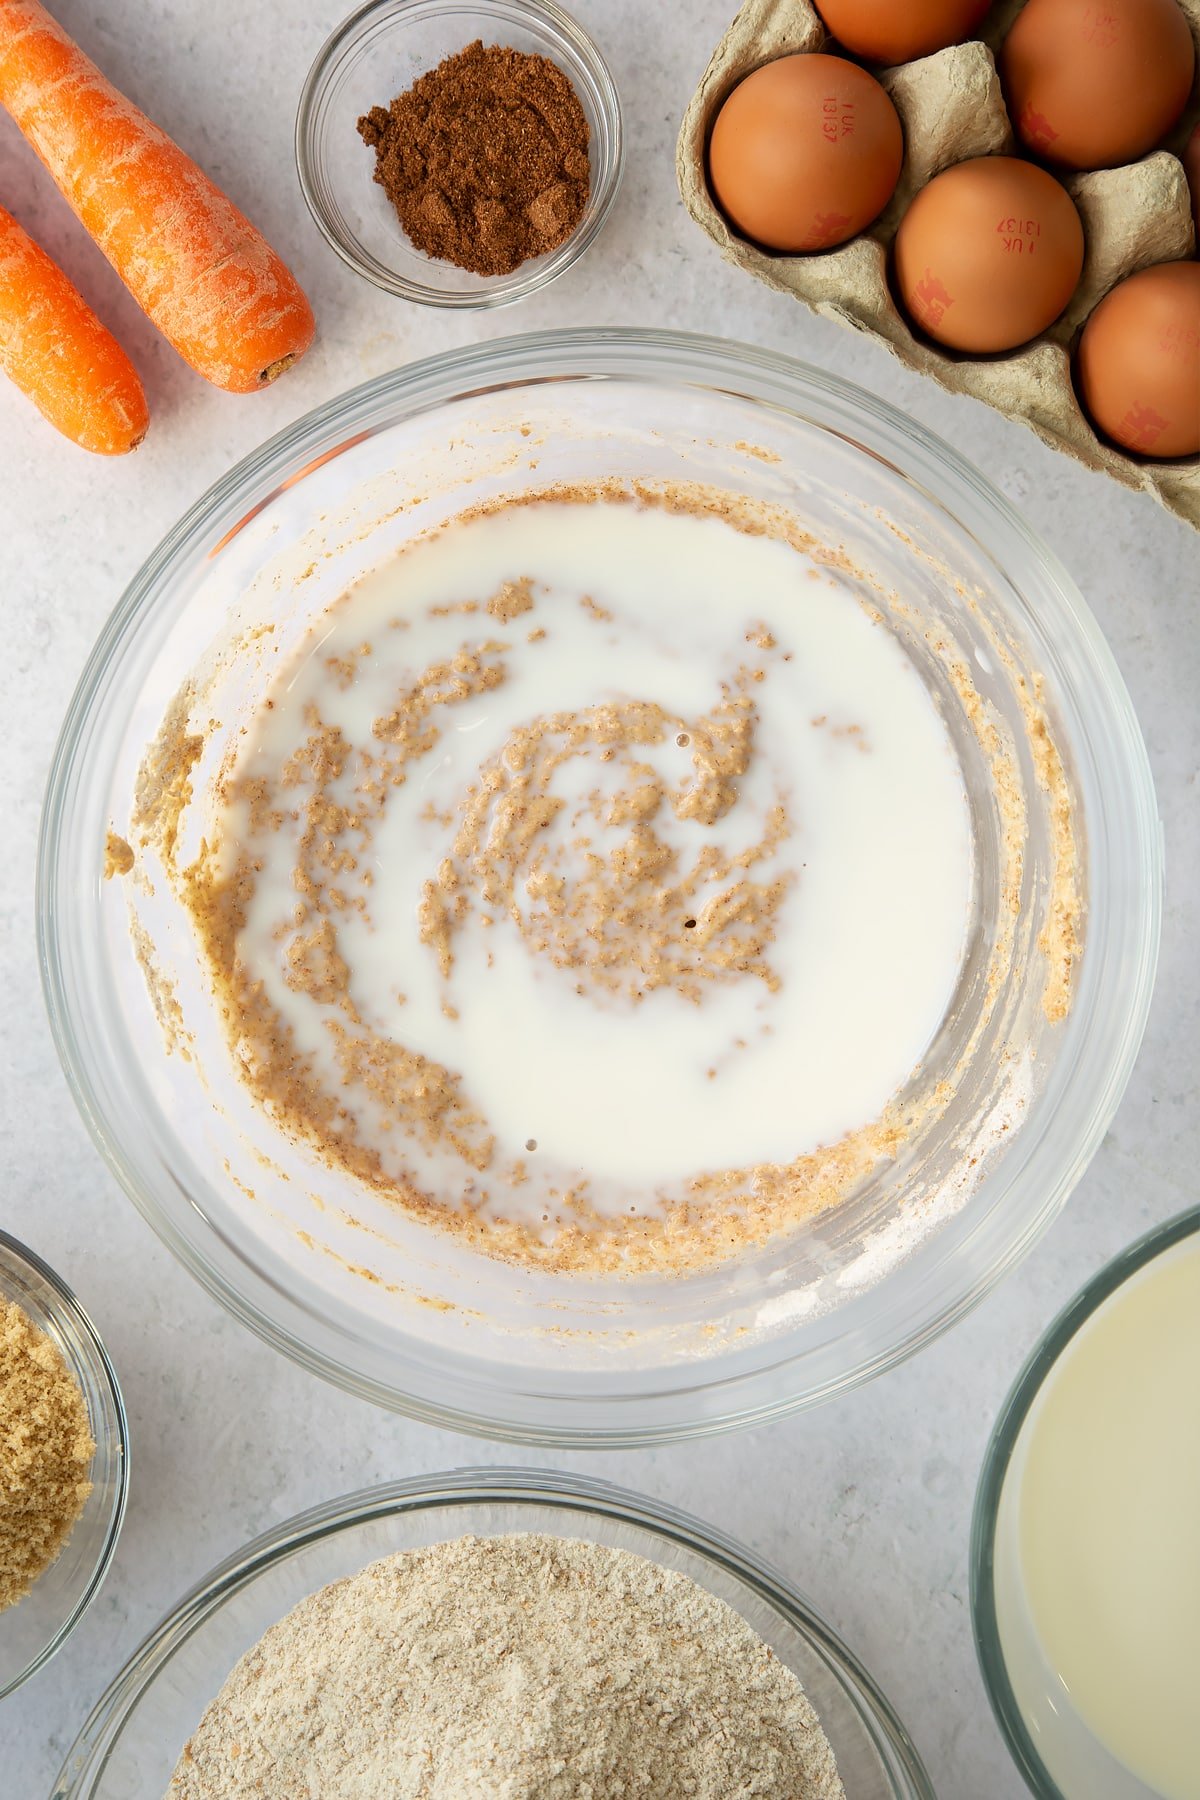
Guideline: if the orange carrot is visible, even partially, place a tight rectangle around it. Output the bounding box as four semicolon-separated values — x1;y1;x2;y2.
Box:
0;201;147;453
0;0;314;393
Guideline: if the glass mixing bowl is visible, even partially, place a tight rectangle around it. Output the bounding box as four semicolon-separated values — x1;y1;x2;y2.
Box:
972;1208;1200;1800
0;1231;128;1698
52;1468;933;1799
38;329;1161;1445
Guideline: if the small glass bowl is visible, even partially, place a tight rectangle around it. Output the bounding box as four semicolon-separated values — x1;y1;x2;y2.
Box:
971;1207;1200;1799
53;1468;932;1798
0;1230;128;1699
296;0;624;307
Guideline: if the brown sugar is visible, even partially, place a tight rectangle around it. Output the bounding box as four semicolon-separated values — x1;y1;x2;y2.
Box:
357;40;590;276
0;1300;94;1611
417;679;793;1006
104;831;134;879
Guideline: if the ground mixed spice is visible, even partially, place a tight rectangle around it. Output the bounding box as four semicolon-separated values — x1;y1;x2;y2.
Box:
357;40;591;277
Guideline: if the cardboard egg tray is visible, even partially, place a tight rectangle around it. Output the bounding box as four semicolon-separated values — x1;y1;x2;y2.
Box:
677;0;1200;529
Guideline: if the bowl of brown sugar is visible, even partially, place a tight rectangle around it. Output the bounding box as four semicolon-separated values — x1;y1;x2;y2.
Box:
297;0;623;306
0;1230;128;1697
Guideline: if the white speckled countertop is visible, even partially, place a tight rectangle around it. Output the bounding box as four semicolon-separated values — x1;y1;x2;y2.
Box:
1;3;1196;1794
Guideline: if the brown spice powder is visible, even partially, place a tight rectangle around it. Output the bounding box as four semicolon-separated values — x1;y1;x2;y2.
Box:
357;40;590;277
0;1299;94;1611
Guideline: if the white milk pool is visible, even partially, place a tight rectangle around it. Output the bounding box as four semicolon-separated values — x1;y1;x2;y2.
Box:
193;493;973;1270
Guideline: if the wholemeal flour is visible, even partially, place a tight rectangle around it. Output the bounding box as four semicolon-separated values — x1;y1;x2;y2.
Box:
166;1533;846;1799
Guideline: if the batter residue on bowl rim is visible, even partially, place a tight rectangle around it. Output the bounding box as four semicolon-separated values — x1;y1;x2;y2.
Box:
124;481;1079;1276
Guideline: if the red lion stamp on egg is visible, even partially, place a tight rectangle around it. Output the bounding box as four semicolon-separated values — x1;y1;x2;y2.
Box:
912;270;954;329
1019;107;1060;153
810;210;853;248
1117;402;1169;452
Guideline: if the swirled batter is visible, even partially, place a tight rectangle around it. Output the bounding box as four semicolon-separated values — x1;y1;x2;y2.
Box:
182;492;974;1272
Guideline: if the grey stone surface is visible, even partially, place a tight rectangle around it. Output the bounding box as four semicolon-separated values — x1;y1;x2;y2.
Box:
1;2;1195;1795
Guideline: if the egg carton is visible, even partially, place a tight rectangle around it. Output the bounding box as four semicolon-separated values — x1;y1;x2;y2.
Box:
677;0;1200;529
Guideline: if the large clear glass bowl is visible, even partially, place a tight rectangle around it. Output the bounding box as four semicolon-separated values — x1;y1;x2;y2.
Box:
971;1208;1200;1800
52;1469;933;1799
0;1231;128;1698
37;328;1161;1445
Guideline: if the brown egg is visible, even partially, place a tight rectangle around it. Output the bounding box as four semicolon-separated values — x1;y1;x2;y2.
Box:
1001;0;1195;171
813;0;992;66
1076;262;1200;458
707;54;903;253
894;156;1084;352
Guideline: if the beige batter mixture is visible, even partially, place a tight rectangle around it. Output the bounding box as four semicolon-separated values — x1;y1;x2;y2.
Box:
125;484;1079;1276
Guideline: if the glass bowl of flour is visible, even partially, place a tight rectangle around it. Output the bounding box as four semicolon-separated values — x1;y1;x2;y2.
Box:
39;329;1160;1443
52;1469;933;1799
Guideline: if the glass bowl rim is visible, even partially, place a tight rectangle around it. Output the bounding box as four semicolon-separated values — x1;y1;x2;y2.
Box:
0;1228;130;1699
969;1205;1200;1800
36;325;1162;1446
51;1465;934;1800
294;0;626;308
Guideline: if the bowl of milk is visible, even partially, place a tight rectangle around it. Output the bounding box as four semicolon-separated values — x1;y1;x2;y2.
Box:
973;1208;1200;1800
39;328;1163;1443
